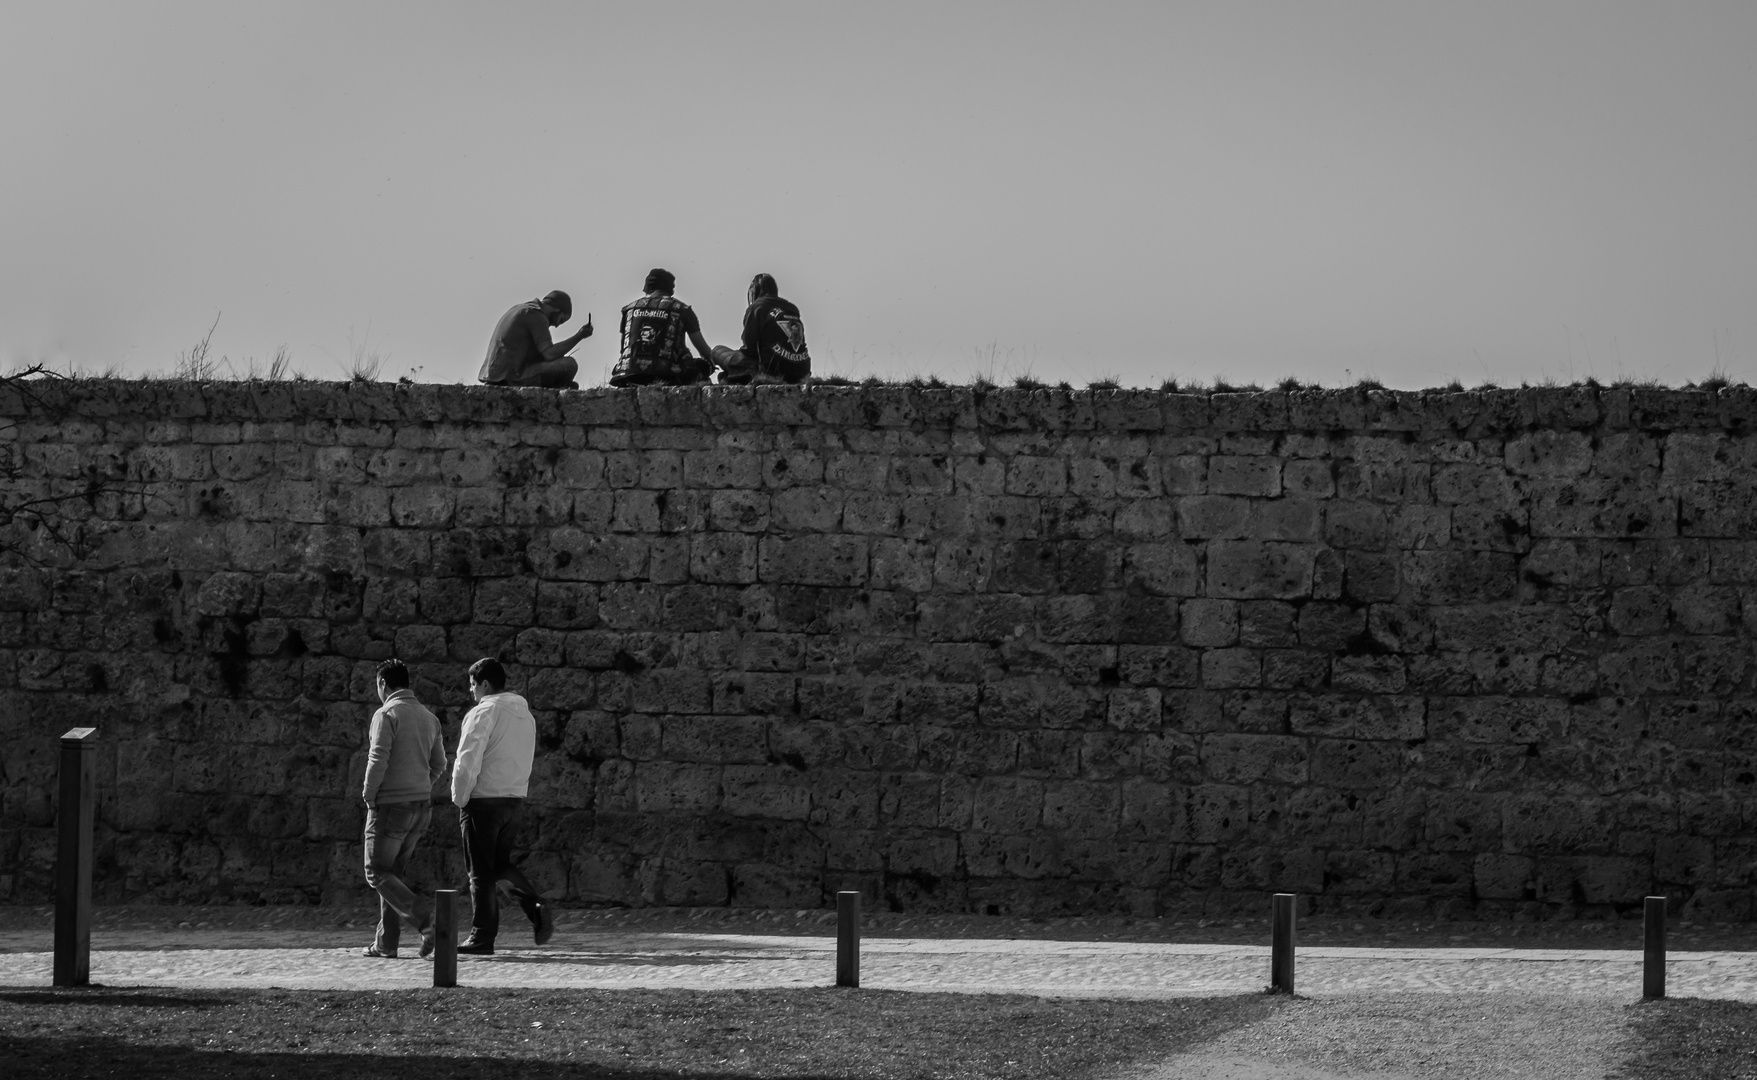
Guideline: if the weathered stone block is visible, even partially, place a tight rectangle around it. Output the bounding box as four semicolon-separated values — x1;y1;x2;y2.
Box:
1207;542;1315;599
758;536;867;587
1201;734;1306;784
1176;496;1251;539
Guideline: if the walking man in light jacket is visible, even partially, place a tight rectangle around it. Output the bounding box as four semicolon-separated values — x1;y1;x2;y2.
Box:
361;659;448;959
454;657;553;954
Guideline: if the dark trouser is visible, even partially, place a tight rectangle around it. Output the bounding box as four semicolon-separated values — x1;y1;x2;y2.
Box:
363;800;432;953
710;344;808;385
609;355;710;387
459;797;542;944
502;356;579;388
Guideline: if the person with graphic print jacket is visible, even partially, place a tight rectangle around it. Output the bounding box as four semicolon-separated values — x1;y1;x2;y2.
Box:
712;273;812;385
609;268;713;386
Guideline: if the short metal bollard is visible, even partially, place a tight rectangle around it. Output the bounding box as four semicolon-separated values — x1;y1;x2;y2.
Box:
433;889;458;988
836;891;860;988
1643;895;1666;999
54;727;98;988
1270;893;1296;995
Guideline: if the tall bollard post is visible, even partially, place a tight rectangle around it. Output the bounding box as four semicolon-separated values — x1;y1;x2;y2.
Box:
433;889;457;988
1270;893;1296;995
1643;895;1666;1000
836;890;860;988
53;727;97;988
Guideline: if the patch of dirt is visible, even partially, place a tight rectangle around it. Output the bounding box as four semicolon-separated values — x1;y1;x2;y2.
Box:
1142;992;1630;1080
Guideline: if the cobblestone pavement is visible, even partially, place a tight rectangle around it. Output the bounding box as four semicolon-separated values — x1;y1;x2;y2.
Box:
3;926;1754;999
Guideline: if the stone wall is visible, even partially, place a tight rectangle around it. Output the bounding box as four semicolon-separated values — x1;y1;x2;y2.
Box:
1;380;1754;918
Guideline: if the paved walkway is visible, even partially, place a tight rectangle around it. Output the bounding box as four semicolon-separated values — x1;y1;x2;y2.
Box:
3;927;1754;999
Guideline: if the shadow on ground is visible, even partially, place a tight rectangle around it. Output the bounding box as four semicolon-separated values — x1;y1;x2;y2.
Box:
0;1037;797;1079
0;985;1276;1080
1623;998;1757;1080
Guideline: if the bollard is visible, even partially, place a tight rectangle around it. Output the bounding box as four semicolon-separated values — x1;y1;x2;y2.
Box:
53;728;97;988
1643;895;1666;999
1270;893;1296;995
433;889;457;988
836;890;860;988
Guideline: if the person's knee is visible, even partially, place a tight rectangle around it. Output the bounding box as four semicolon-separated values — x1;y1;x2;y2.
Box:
363;861;395;889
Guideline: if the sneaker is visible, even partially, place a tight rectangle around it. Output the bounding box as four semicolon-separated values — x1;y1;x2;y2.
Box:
533;903;554;946
456;938;495;956
418;923;437;960
362;944;397;959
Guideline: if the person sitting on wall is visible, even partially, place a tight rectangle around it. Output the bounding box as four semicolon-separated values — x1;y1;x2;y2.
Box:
478;290;593;389
609;268;714;387
712;273;812;385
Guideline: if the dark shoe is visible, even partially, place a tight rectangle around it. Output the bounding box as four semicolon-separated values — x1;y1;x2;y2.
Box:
418;923;437;960
456;938;495;956
533;903;554;946
362;944;397;959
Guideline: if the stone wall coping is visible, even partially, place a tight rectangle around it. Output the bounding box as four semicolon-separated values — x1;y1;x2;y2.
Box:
4;379;1753;435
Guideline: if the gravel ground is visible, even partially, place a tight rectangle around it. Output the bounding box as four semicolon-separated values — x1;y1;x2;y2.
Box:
1140;992;1629;1080
5;903;1754;952
5;905;1754;1078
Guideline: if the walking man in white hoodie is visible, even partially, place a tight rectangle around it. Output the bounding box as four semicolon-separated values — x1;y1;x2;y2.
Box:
453;657;553;954
361;659;447;959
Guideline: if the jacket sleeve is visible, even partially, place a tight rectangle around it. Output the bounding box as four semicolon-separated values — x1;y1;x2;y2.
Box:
362;707;392;804
451;704;493;807
740;303;760;358
428;715;450;792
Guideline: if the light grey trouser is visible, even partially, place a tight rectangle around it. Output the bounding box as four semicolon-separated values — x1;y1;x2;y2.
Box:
363;800;432;951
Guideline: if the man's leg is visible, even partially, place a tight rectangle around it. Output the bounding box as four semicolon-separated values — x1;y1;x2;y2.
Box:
363;804;420;955
489;799;545;930
487;799;552;943
459;801;503;946
389;802;433;926
711;345;750;384
508;357;579;388
608;368;659;388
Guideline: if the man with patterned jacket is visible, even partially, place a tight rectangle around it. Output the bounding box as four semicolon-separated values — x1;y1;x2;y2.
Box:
609;268;714;386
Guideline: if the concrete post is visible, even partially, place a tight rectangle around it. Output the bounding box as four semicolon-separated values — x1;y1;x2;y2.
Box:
53;727;97;988
836;891;860;988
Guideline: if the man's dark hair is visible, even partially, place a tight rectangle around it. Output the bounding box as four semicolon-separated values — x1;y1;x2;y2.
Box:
644;268;676;294
748;273;778;302
376;659;410;690
541;289;572;319
469;657;507;691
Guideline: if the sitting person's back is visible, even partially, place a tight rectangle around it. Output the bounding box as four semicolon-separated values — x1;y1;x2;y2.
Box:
611;268;713;387
715;273;811;385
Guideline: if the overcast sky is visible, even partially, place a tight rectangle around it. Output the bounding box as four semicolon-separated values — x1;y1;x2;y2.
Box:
3;1;1753;390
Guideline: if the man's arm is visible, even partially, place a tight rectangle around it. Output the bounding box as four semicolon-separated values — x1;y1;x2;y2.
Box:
682;306;713;361
428;715;449;790
541;319;590;361
530;309;593;363
688;329;713;362
362;708;392;804
450;704;495;806
740;304;760;359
